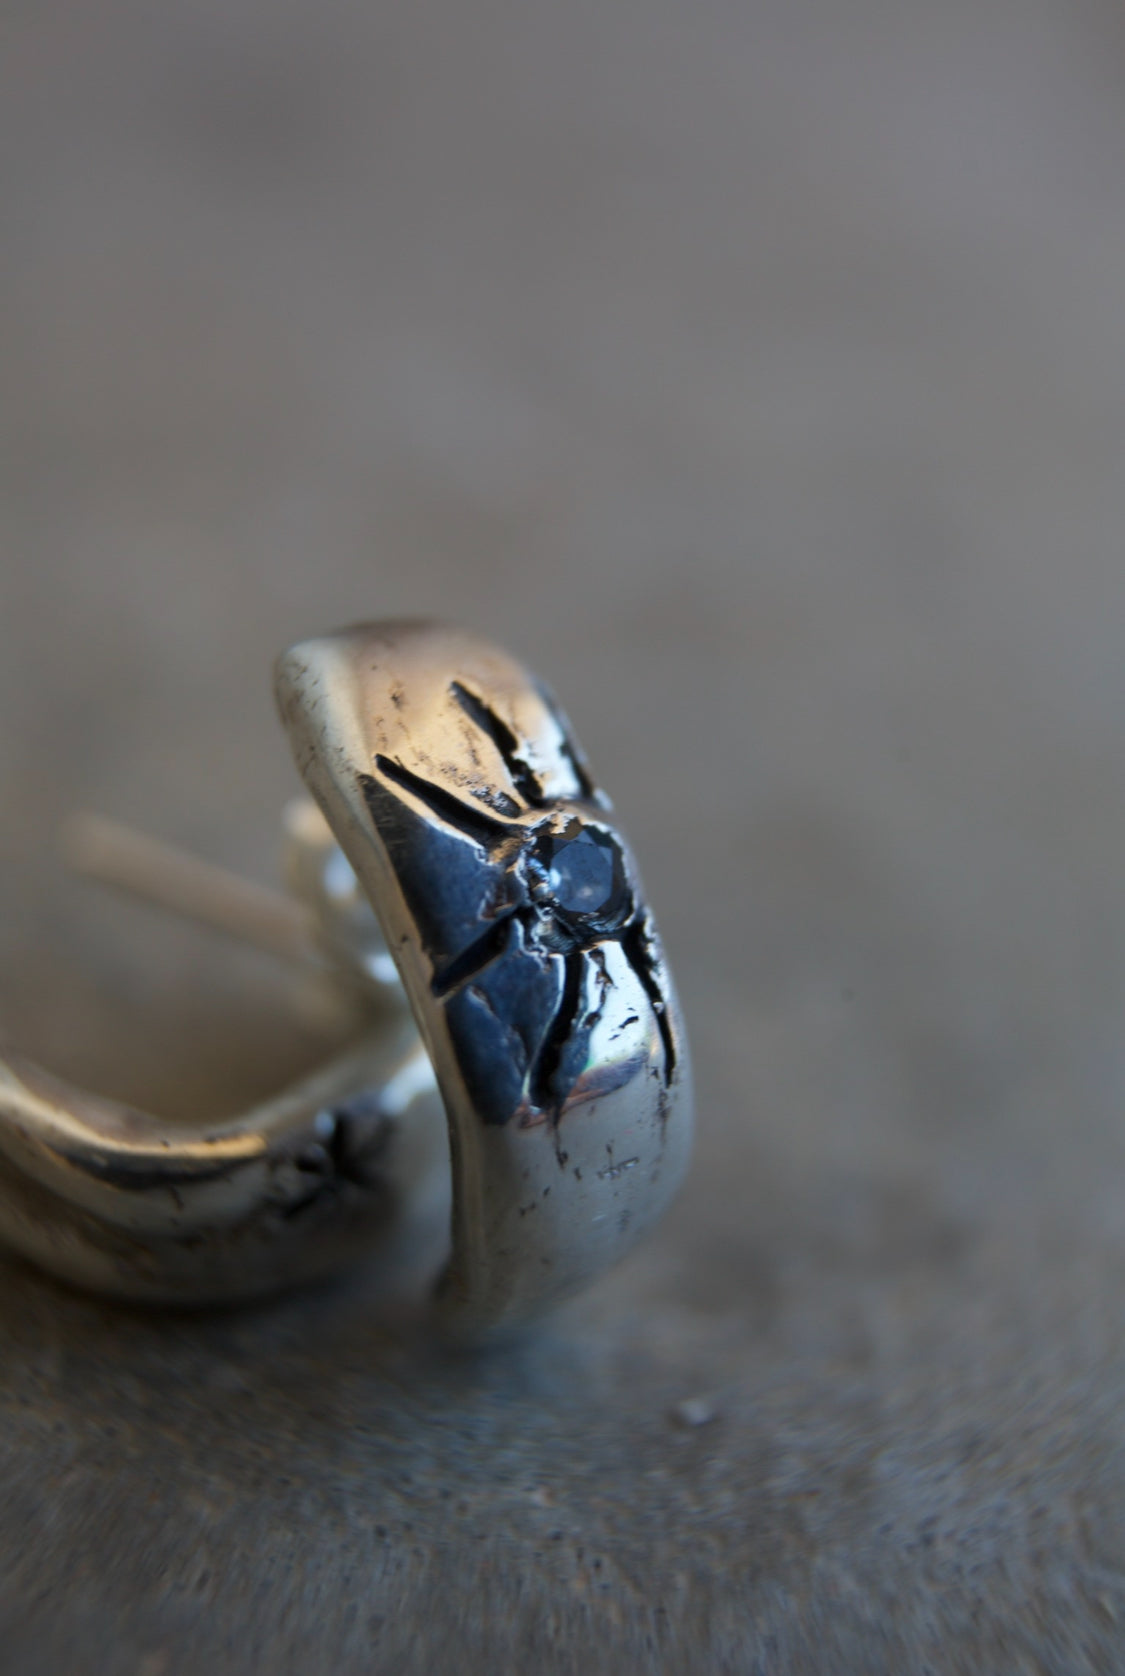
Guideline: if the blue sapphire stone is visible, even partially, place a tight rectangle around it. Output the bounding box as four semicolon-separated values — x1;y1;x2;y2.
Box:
538;824;629;925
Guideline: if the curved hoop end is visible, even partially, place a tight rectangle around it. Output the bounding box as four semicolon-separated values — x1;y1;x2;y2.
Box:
276;620;694;1334
0;1028;446;1304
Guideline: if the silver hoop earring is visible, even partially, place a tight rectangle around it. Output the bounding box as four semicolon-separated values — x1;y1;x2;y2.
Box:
0;622;693;1336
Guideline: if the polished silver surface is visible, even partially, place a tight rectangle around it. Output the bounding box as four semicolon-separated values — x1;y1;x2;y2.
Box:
276;620;693;1332
0;1022;441;1303
0;622;692;1330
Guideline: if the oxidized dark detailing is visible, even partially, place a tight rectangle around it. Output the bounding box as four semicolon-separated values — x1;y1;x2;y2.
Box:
284;1092;396;1220
358;681;676;1128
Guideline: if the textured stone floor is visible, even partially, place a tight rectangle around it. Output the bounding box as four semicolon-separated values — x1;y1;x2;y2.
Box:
4;1;1125;1669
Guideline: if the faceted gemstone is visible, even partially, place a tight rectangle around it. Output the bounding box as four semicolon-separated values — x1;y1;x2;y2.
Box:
540;824;629;923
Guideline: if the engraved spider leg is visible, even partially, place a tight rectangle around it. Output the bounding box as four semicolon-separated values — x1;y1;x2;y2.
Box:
429;906;530;999
531;679;601;805
618;915;678;1086
365;756;535;1001
527;942;590;1120
449;681;547;808
370;756;518;850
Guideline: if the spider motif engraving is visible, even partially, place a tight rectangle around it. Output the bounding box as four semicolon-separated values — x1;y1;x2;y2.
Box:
358;679;677;1130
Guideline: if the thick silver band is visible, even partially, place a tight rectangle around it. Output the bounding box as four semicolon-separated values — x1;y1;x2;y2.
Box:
276;622;693;1331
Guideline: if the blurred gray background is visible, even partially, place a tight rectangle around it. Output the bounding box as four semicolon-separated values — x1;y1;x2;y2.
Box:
4;1;1125;1670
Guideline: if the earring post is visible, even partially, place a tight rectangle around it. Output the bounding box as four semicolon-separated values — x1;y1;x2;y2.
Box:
59;811;323;967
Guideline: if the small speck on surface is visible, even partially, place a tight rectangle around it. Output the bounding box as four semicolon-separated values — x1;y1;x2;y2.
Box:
669;1396;718;1429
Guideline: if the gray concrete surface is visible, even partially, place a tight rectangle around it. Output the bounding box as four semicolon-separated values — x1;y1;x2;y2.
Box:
4;0;1125;1669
